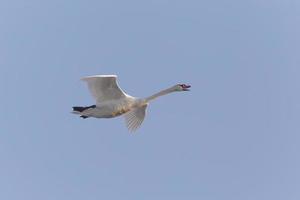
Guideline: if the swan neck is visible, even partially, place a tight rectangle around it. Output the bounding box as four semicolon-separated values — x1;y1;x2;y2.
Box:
145;87;175;102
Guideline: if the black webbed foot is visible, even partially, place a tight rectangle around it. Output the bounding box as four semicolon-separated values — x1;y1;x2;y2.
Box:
73;105;96;112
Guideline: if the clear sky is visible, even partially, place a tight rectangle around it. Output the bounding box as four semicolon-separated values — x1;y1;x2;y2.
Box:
1;0;299;199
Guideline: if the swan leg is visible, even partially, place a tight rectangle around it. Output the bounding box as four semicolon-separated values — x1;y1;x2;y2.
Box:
73;105;96;112
73;105;96;119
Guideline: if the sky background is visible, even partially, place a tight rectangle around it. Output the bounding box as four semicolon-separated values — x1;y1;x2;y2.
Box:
1;0;299;199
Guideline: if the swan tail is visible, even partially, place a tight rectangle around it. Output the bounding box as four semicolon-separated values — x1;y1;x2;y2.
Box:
72;105;96;119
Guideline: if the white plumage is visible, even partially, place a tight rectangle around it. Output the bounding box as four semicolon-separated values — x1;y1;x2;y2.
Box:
72;75;191;132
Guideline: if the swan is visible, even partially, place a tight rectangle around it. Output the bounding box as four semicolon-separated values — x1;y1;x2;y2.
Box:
72;75;191;132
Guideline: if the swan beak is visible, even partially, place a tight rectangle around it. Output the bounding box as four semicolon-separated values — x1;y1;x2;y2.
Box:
183;85;191;91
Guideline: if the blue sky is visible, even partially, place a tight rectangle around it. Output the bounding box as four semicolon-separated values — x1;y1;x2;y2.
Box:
1;0;299;199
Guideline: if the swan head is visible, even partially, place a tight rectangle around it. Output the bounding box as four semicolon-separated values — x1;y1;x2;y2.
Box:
175;84;191;91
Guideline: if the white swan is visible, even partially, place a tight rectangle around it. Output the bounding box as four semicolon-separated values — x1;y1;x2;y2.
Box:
72;75;191;132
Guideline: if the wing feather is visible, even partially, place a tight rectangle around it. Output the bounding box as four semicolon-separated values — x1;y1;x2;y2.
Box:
81;75;129;103
124;104;147;132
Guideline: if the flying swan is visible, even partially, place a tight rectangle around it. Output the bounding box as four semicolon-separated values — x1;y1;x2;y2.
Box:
72;75;191;132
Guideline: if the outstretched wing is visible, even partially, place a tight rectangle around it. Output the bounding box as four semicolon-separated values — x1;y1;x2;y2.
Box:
81;75;129;103
124;104;148;132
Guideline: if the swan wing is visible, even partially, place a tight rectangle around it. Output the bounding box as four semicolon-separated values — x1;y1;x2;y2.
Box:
124;104;147;132
81;75;128;103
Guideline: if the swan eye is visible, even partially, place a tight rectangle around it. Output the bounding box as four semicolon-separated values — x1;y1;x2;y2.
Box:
180;84;186;89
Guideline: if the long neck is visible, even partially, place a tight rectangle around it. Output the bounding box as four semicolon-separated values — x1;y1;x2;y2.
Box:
145;87;176;103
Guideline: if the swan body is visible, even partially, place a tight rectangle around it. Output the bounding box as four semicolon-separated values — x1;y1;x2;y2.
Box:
72;75;190;132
